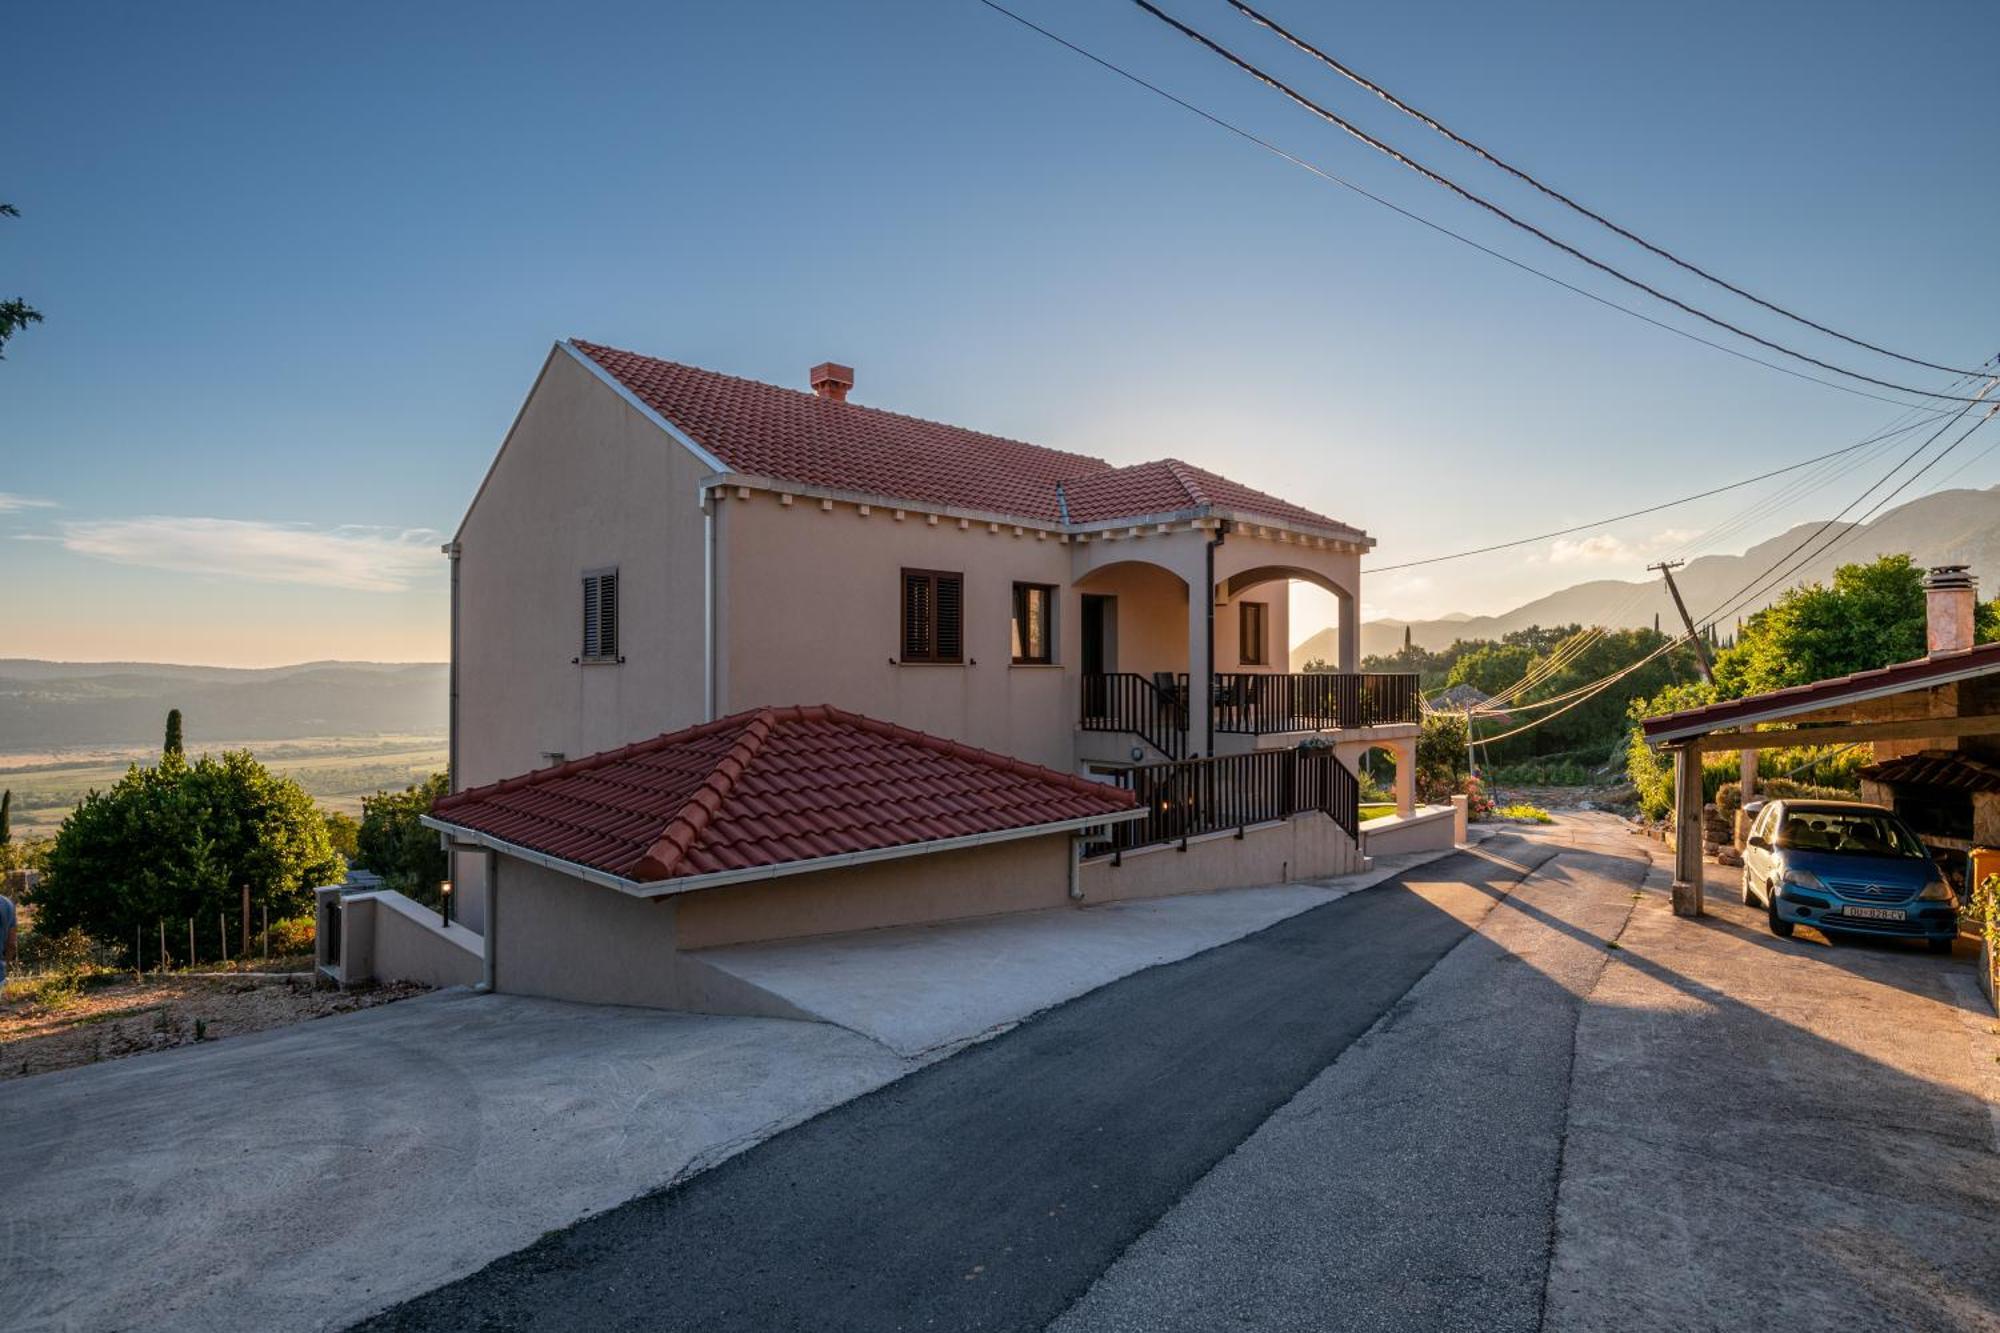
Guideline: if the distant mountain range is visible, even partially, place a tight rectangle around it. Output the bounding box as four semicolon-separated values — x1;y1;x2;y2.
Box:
0;660;448;751
1293;486;2000;668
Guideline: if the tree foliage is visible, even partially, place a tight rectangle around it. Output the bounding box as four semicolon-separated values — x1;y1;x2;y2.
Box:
0;202;43;359
357;772;449;897
163;708;184;758
321;809;361;863
1624;555;2000;810
32;751;342;961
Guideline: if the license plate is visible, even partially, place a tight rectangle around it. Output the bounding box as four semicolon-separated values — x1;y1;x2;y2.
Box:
1843;906;1906;921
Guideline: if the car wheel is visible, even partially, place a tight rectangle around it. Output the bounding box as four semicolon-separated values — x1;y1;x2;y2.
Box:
1767;892;1794;938
1928;937;1955;955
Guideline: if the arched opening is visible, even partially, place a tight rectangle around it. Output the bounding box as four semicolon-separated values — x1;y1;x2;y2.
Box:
1223;564;1357;674
1357;743;1403;820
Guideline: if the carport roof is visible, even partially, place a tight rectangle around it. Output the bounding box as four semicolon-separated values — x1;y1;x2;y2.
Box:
1640;642;2000;744
427;705;1138;889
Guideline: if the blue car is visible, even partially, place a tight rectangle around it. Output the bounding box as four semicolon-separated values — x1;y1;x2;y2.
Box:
1740;799;1958;952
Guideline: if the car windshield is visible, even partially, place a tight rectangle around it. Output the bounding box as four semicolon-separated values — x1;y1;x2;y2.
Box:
1775;811;1926;859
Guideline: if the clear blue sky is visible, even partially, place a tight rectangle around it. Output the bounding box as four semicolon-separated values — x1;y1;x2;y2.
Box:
4;0;1994;665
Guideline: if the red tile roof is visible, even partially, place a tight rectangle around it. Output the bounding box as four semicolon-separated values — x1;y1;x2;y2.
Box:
1640;641;2000;743
430;705;1137;885
571;340;1357;535
1061;458;1349;531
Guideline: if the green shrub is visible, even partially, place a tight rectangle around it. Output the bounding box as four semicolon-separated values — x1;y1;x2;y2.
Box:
1715;777;1860;824
267;914;316;957
1496;803;1554;824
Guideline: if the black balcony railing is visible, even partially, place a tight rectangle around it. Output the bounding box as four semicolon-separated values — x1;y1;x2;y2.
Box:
1212;671;1420;734
1089;745;1360;858
1082;671;1419;747
1079;671;1188;759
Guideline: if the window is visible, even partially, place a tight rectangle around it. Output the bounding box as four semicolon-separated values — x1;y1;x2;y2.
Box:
901;568;964;663
1238;601;1268;666
1011;583;1055;664
581;567;619;661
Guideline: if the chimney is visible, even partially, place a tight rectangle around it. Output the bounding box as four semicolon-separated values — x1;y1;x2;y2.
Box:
1924;564;1977;655
809;361;854;403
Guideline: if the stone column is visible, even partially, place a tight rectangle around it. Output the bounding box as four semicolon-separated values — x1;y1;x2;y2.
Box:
1394;738;1417;817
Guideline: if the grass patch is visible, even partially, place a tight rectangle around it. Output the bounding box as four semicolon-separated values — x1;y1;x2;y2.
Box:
1360;802;1397;821
1496;803;1555;824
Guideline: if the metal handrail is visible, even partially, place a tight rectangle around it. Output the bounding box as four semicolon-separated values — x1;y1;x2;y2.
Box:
1087;746;1360;857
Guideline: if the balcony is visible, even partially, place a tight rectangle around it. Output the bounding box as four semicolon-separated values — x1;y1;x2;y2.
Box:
1079;671;1420;760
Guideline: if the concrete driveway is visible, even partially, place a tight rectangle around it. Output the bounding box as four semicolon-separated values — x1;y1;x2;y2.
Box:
359;815;2000;1332
0;851;1459;1333
0;990;908;1332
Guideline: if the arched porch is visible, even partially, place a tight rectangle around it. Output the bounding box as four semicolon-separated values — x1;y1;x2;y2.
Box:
1069;528;1417;765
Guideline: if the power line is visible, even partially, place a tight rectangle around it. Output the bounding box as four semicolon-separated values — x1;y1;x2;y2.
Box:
1697;383;2000;628
972;0;1951;411
1127;0;1995;404
1226;0;1981;378
1706;402;1999;627
1364;410;1965;573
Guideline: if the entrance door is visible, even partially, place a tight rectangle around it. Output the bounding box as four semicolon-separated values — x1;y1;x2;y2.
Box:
1081;595;1114;719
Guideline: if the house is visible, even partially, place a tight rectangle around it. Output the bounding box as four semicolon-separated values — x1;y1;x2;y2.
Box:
1642;565;2000;914
342;339;1441;1009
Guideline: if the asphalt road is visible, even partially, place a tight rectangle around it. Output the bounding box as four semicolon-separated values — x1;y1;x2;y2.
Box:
356;835;1567;1333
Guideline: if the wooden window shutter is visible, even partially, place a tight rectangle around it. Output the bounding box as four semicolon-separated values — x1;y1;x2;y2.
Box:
599;570;619;657
902;571;933;661
935;573;963;663
582;567;620;660
900;569;963;664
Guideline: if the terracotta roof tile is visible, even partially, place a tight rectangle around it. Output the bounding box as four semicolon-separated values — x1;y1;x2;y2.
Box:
431;705;1137;884
571;340;1357;535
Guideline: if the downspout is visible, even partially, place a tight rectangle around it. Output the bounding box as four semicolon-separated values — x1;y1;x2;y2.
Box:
1068;831;1084;901
702;484;717;721
443;541;462;791
1204;520;1226;759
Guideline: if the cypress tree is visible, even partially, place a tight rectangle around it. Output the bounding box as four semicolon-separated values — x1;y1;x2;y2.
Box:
1;788;11;846
1403;624;1412;650
164;708;184;758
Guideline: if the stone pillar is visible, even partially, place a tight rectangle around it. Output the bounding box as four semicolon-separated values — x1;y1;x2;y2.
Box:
1394;738;1417;817
1188;578;1213;758
1336;587;1360;672
1672;745;1705;917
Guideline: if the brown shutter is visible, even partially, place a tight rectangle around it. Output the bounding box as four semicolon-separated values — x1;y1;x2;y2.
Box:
599;570;619;657
902;571;933;661
935;573;964;663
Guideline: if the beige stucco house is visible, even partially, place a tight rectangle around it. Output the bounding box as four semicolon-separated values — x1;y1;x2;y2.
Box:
352;339;1435;1010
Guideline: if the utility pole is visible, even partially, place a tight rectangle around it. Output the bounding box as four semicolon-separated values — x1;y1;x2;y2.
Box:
1648;560;1713;684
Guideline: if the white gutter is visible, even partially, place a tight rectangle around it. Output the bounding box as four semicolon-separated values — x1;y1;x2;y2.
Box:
421;808;1143;901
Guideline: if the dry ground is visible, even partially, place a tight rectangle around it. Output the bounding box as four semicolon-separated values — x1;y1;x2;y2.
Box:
0;972;428;1081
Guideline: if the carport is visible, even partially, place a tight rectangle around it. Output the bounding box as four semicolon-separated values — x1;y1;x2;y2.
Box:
1641;566;2000;916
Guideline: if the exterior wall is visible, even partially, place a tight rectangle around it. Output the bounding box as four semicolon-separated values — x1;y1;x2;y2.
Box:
675;835;1073;950
316;889;483;990
455;347;712;793
1359;804;1458;857
721;492;1079;770
451;348;715;927
489;858;810;1018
